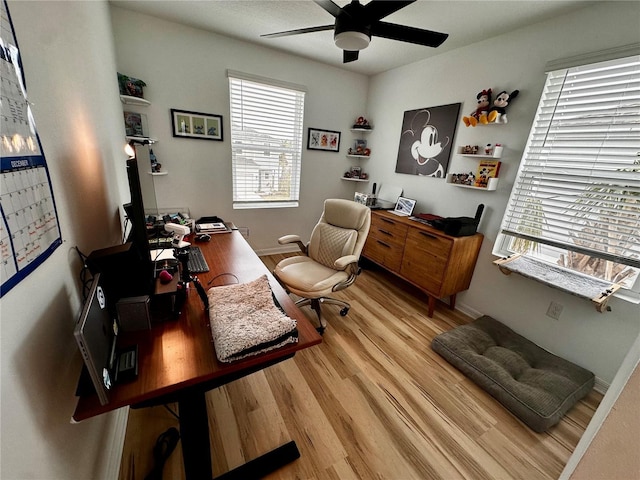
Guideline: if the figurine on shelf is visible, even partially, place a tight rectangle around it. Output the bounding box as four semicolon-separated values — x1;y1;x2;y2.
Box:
149;149;162;172
462;145;479;154
483;90;520;124
462;89;492;127
353;116;371;129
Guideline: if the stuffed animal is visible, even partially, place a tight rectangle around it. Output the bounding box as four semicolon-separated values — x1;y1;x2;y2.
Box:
462;89;492;127
483;90;519;124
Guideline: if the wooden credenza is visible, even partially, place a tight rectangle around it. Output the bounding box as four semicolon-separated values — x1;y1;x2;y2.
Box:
362;210;483;317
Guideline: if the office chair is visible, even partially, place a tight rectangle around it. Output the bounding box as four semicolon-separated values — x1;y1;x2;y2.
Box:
274;199;371;334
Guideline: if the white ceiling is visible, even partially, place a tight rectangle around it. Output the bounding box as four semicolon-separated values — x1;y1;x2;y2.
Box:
110;0;595;76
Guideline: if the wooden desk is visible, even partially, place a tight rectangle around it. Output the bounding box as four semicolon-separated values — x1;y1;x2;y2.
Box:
73;230;322;479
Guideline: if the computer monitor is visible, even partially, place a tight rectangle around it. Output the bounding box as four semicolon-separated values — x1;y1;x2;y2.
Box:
74;273;117;405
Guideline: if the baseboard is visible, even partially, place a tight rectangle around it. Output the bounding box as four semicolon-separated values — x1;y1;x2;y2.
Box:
104;406;130;479
593;376;609;394
453;301;483;319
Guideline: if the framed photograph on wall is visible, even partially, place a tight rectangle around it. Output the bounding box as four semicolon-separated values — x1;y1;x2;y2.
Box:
307;128;340;152
171;108;223;141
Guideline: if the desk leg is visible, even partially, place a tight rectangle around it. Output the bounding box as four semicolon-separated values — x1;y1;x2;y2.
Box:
215;441;300;480
179;392;213;480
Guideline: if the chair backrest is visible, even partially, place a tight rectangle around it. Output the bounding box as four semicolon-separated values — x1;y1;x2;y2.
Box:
307;199;371;270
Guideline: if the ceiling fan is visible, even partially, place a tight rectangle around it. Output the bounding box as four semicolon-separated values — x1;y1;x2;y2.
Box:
261;0;448;63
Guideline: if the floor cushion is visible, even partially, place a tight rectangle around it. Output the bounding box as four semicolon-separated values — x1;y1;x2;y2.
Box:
431;315;594;432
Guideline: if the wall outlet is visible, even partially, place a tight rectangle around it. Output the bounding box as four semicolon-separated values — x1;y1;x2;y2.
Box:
546;301;564;320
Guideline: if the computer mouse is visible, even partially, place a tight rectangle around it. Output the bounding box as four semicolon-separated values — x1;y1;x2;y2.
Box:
196;234;211;242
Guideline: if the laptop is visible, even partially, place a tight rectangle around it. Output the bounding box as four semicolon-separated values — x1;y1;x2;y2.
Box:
390;196;417;217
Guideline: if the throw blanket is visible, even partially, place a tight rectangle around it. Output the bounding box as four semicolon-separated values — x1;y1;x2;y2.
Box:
208;274;298;363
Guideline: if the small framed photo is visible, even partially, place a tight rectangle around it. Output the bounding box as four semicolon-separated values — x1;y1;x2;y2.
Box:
123;111;148;137
171;108;223;141
307;128;341;152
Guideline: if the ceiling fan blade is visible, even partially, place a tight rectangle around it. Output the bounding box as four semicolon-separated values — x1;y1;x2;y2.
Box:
261;25;334;39
363;0;416;22
313;0;343;18
343;50;359;63
372;21;448;47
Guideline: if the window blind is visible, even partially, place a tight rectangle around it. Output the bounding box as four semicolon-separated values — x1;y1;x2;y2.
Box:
500;55;640;268
228;72;305;209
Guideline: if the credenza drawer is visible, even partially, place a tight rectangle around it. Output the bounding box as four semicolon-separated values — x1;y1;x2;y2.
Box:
363;237;404;272
369;214;408;245
400;227;453;294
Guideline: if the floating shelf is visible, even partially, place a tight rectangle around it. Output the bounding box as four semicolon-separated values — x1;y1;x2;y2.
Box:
458;146;503;158
350;128;373;133
148;171;168;176
446;174;498;191
460;153;501;159
346;154;370;159
126;136;157;144
342;177;370;183
120;95;151;106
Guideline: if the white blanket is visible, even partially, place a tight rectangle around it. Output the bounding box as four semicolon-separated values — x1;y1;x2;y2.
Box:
207;275;298;363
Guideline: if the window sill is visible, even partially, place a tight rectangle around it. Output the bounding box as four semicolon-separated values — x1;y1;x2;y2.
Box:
493;254;634;311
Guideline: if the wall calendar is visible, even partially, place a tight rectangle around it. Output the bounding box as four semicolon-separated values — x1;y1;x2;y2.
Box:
0;1;62;297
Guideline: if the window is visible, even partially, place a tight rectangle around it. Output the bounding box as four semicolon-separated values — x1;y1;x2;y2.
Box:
494;53;640;296
228;70;306;209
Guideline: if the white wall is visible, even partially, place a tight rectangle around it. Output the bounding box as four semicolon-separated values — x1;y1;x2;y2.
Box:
366;2;640;383
1;1;129;478
110;6;369;252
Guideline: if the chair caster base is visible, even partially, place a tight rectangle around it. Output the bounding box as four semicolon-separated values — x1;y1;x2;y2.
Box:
340;307;349;316
315;326;325;335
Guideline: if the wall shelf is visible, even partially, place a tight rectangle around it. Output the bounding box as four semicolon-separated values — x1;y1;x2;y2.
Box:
126;135;157;144
446;174;498;191
350;128;373;133
120;95;151;106
342;177;370;183
148;171;168;176
346;154;370;159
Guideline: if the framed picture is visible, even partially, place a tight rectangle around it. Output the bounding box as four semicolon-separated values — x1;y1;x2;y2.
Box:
171;108;223;141
123;111;148;137
307;128;340;152
395;103;461;177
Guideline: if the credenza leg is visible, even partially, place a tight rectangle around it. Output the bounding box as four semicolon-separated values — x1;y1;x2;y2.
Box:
179;392;213;480
427;295;435;317
449;294;457;310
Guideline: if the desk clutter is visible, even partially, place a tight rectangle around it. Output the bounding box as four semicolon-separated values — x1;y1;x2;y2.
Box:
207;275;298;363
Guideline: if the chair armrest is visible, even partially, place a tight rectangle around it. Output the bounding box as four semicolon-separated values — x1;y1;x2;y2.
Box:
334;255;359;270
278;235;307;254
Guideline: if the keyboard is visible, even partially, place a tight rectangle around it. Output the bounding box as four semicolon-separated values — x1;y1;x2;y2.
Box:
188;245;210;273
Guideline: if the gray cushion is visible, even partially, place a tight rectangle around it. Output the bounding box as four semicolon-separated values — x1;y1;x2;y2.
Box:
431;316;594;432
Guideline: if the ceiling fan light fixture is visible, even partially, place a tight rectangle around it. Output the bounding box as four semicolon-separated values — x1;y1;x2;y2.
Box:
334;30;370;51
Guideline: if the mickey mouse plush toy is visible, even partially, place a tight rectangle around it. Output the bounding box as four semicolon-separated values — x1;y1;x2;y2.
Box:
462;89;492;127
485;90;519;124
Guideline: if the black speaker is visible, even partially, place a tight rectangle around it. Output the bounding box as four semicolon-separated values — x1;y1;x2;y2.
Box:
116;296;151;331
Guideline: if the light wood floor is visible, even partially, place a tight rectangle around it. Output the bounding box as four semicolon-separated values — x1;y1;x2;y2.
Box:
119;253;602;480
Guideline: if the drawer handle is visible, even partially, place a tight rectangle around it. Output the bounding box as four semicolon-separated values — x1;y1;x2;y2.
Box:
376;240;391;248
379;229;393;236
381;218;395;225
419;231;438;240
